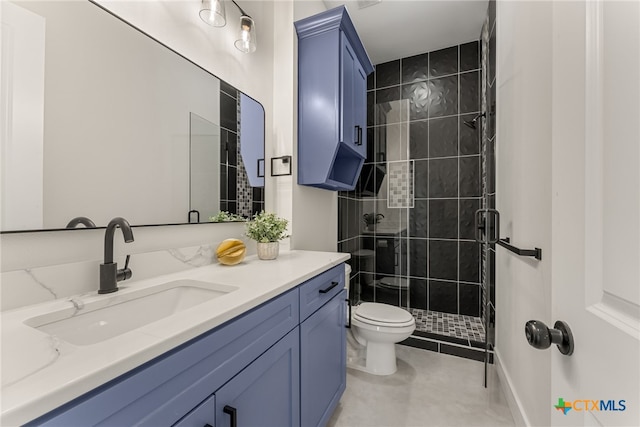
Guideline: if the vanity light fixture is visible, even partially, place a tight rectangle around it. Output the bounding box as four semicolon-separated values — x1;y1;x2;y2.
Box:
199;0;257;53
199;0;226;27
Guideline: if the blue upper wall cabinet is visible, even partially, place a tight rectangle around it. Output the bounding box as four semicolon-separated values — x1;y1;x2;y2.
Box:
295;6;374;191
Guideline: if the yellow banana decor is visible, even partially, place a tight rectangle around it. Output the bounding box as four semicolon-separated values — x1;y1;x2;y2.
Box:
216;239;247;265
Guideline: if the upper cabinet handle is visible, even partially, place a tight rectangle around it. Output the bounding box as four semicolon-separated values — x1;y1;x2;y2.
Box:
354;125;363;146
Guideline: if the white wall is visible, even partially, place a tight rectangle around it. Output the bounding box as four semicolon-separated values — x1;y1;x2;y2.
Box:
495;1;552;425
271;0;339;253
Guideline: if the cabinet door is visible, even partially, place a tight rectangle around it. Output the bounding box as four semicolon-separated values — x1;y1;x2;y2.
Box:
340;37;366;158
353;58;367;157
215;328;300;427
300;289;347;427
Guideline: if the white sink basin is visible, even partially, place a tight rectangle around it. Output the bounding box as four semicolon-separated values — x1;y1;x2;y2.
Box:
24;280;238;346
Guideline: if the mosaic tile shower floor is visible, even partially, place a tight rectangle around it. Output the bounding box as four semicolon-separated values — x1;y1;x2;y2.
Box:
411;308;485;343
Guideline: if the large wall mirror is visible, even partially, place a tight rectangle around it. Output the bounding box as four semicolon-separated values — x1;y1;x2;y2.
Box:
0;0;265;233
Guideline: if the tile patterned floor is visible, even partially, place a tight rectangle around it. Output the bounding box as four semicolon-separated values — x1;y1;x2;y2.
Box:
411;308;486;343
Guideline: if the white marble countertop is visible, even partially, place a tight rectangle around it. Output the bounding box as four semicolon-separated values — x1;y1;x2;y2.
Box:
0;250;349;426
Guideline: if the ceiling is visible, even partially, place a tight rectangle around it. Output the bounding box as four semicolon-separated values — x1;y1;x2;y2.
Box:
322;0;489;65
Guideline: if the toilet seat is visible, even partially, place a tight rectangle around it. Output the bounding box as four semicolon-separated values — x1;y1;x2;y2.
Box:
353;303;415;328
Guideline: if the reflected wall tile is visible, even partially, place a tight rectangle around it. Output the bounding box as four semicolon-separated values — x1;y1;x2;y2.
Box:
414;159;429;198
429;46;458;78
338;197;348;240
227;132;238;166
428;199;458;239
367;92;375;127
428;76;458;118
374;237;396;276
220;166;228;200
459;241;480;283
428;280;458;314
409;278;428;310
402;52;429;83
367;70;375;90
409;120;429;160
459;71;480;114
460;156;481;197
459;113;481;155
428;240;458;281
459;283;480;317
376;59;400;88
409;238;427;278
220;129;229;163
459;41;480;72
376;86;401;105
227;166;237;200
220;92;237;132
348;198;361;240
220;80;238;99
409;199;428;238
459;199;481;240
428;158;458;198
401;81;430;121
429;116;458;158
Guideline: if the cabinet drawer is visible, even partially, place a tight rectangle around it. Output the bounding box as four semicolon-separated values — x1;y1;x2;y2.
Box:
173;394;215;427
299;264;344;321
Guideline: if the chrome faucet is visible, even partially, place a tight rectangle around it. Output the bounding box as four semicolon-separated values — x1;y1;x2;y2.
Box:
99;217;134;294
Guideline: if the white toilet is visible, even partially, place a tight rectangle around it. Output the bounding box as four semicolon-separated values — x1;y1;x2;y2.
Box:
345;265;416;375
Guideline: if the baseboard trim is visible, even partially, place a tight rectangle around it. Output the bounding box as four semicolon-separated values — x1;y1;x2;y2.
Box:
494;349;530;426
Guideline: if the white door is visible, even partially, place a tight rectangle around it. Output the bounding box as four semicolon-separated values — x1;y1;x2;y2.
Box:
550;1;639;426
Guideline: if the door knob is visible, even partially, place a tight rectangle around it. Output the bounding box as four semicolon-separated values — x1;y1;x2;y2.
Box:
525;320;574;356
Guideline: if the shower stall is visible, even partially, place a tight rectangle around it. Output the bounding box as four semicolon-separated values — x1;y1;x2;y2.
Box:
338;5;497;366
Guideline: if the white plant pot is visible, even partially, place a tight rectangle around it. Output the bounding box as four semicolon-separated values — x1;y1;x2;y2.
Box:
257;242;279;260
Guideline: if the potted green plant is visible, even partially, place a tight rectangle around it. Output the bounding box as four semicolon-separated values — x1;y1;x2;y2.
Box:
245;211;289;260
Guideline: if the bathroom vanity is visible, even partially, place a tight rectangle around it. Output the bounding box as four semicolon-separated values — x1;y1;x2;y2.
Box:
1;251;349;427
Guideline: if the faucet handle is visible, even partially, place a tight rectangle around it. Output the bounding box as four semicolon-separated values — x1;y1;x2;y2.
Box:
116;255;133;282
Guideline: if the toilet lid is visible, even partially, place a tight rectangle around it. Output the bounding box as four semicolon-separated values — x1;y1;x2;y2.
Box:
353;303;414;325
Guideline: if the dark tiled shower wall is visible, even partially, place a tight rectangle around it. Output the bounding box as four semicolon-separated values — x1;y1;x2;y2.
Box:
218;80;264;217
338;41;483;318
481;0;497;350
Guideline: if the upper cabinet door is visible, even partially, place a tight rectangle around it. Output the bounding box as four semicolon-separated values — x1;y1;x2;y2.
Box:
340;36;366;159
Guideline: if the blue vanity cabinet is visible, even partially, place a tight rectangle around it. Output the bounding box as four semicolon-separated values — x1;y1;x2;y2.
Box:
297;263;346;427
295;6;373;191
300;289;347;427
26;264;348;427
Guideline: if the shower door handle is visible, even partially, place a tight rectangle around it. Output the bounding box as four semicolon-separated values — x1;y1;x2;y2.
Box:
475;209;500;244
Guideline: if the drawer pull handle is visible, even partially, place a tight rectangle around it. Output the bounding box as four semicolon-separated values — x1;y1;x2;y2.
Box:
223;405;237;427
319;281;340;294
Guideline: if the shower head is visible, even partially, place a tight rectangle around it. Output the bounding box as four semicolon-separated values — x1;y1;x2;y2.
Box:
463;112;486;130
